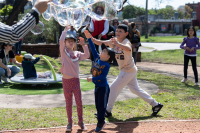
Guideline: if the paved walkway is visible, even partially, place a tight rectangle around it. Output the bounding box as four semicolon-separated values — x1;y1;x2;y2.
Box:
0;74;159;108
136;62;200;82
139;42;180;52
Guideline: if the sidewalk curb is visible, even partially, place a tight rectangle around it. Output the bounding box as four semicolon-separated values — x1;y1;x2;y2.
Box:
1;119;200;133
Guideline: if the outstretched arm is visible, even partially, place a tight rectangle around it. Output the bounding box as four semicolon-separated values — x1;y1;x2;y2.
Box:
78;37;90;60
0;0;51;44
110;37;131;51
59;25;71;55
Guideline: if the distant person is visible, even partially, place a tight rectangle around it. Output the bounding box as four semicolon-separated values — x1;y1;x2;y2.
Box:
14;38;22;55
128;22;141;65
22;54;52;79
87;5;109;59
121;19;129;26
67;26;77;38
112;19;119;33
107;20;115;40
107;20;117;65
0;43;21;84
180;26;200;86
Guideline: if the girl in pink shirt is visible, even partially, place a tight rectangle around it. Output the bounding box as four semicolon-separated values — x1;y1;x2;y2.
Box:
59;25;90;131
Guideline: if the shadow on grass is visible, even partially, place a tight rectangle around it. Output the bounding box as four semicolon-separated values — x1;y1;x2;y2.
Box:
92;115;162;133
185;83;200;90
0;82;63;95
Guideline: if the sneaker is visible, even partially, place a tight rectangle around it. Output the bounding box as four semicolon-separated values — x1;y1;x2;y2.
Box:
181;78;187;83
66;123;72;132
105;110;112;118
95;121;107;133
0;81;3;85
1;76;9;83
44;71;52;78
49;71;53;78
195;82;199;86
151;103;163;116
78;122;87;131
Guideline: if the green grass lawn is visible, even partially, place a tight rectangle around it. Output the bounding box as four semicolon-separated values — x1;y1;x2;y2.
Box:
1;59;94;95
141;35;200;43
0;61;200;130
0;79;94;95
142;49;200;66
0;70;200;130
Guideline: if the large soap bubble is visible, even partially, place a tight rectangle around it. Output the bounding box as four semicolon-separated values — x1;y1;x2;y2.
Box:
31;0;124;32
30;21;44;35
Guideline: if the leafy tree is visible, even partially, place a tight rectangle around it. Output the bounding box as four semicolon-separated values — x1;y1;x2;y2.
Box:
122;5;145;19
177;5;193;19
148;6;175;19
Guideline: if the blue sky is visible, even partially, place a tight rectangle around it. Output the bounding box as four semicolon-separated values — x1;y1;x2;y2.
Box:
125;0;200;9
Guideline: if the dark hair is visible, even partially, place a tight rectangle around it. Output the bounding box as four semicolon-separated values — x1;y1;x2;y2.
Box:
130;22;135;29
95;6;104;14
1;43;7;50
117;24;129;32
187;26;196;37
112;19;119;26
117;24;130;39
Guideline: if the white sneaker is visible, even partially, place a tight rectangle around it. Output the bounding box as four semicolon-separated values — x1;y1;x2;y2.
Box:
44;71;52;78
195;82;199;86
181;78;187;83
1;77;9;83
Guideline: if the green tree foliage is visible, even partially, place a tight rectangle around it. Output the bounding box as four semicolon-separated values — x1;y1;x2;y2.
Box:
22;10;60;44
122;5;145;19
148;6;175;19
177;5;193;19
0;5;13;16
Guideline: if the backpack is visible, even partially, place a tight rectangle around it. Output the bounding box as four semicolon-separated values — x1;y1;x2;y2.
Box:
131;30;140;43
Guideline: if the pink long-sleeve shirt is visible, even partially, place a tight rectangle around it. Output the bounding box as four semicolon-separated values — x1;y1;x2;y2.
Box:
59;31;90;78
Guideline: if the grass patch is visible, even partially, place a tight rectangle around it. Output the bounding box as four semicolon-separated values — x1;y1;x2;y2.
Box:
1;69;200;130
142;49;200;66
0;79;94;95
140;35;200;43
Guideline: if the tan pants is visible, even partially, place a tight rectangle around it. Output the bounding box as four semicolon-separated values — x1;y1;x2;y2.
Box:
106;70;158;112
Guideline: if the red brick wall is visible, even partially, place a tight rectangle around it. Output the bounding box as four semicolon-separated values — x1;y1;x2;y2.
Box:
197;3;200;28
20;44;59;57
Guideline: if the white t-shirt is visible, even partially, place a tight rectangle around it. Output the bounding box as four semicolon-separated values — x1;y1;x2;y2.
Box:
109;38;137;73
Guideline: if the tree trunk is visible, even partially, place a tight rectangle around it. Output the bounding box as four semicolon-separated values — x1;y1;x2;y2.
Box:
6;0;28;26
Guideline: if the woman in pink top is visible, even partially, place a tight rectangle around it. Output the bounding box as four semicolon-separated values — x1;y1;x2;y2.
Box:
59;25;90;131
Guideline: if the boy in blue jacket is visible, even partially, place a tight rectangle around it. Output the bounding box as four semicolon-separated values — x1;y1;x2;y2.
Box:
22;53;52;79
84;30;115;133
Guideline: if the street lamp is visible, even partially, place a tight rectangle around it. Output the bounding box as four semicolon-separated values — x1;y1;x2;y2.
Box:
145;0;148;39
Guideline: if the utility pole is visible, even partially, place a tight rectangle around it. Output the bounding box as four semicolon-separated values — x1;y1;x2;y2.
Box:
145;0;148;39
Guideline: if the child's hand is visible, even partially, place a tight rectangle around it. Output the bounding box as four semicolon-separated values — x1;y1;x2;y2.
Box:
84;30;92;39
64;25;71;32
190;47;195;52
78;37;85;45
33;54;37;57
39;55;43;58
7;69;11;76
111;36;118;45
185;47;191;51
87;77;92;82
